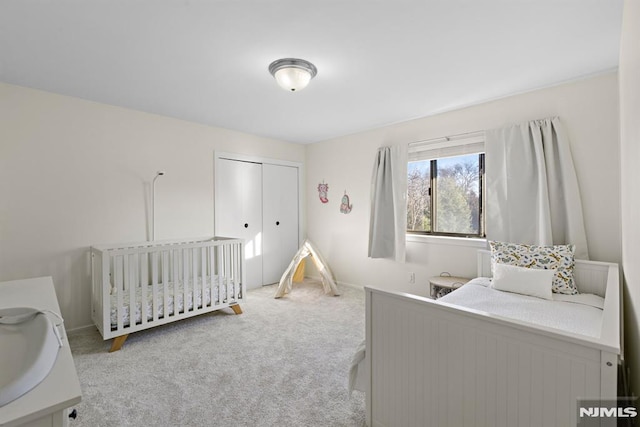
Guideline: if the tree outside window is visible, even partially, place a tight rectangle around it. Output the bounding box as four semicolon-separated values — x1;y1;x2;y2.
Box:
407;153;484;237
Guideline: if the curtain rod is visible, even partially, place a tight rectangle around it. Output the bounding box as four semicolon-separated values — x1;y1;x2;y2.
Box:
407;129;485;147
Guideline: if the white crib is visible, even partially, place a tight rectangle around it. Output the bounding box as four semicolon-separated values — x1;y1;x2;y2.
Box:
91;237;245;352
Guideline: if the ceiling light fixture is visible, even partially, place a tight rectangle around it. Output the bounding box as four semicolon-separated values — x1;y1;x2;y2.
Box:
268;58;317;92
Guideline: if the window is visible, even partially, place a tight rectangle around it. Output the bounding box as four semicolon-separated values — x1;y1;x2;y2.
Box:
407;134;485;238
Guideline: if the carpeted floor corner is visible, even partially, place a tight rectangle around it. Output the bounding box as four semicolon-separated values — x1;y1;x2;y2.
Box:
68;280;366;427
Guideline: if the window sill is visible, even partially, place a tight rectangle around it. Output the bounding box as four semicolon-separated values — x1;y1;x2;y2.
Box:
406;234;487;248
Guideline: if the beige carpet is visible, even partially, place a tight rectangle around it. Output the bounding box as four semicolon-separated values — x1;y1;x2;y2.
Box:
68;280;366;426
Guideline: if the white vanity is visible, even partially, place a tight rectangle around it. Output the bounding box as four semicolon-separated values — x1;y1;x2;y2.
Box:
0;277;81;427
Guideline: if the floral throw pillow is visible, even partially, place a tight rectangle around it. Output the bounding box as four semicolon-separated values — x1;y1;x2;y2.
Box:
489;241;578;295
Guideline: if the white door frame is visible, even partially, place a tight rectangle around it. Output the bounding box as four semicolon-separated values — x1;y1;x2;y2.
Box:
213;151;304;248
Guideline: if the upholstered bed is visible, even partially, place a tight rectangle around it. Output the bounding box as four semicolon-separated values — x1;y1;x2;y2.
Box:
359;248;620;427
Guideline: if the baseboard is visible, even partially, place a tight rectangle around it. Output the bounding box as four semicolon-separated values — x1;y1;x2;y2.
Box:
66;324;96;335
337;281;365;291
305;275;364;292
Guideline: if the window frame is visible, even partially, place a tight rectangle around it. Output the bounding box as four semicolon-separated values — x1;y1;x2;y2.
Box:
407;152;486;239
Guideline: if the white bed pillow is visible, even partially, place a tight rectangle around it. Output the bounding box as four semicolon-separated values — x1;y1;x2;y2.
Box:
490;262;555;300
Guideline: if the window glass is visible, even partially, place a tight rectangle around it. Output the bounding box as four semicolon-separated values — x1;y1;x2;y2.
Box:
407;161;431;232
407;153;484;237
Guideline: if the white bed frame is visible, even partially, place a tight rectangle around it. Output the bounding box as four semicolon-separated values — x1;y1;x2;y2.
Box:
364;250;620;427
91;237;245;352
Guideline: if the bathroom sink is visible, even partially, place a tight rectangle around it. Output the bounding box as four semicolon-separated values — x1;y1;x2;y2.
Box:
0;307;62;407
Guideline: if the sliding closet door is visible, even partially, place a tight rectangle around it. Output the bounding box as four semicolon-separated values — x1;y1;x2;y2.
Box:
215;158;263;289
262;164;299;285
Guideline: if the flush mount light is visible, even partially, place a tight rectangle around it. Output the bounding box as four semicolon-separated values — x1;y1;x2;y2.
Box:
268;58;317;92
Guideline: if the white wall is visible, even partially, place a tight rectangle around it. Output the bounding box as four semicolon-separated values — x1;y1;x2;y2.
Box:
305;73;620;299
619;0;640;398
0;83;304;330
0;71;625;358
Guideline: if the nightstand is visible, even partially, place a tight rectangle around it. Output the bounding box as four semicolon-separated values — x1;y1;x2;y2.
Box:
429;274;470;299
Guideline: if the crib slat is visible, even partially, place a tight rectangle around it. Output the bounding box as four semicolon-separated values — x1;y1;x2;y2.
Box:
217;245;223;305
139;253;147;326
123;255;130;329
211;245;216;305
207;247;216;307
116;255;124;332
173;249;180;316
229;244;233;301
233;243;242;299
230;243;236;300
182;248;188;314
238;242;242;298
233;243;242;300
196;247;201;310
163;250;170;320
191;247;198;312
207;246;212;307
206;247;210;307
218;246;227;304
152;251;159;322
224;244;230;303
240;241;245;300
201;247;207;308
232;243;237;300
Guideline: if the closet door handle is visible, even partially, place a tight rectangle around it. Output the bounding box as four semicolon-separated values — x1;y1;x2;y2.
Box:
276;221;280;226
244;223;249;228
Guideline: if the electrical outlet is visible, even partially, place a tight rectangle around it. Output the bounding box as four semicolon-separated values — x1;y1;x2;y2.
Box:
408;272;415;284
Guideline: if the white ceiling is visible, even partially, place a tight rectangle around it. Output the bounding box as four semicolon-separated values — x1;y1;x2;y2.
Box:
0;1;623;144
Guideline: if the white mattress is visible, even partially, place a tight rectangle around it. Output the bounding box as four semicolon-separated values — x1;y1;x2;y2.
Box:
437;278;604;338
110;276;239;328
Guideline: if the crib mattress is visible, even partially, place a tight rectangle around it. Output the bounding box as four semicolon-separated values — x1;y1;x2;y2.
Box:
110;277;239;329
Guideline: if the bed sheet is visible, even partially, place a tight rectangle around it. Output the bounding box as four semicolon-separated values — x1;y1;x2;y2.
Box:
438;278;604;337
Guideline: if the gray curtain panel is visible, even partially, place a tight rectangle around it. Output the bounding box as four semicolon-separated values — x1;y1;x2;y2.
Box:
485;117;589;259
368;145;407;261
